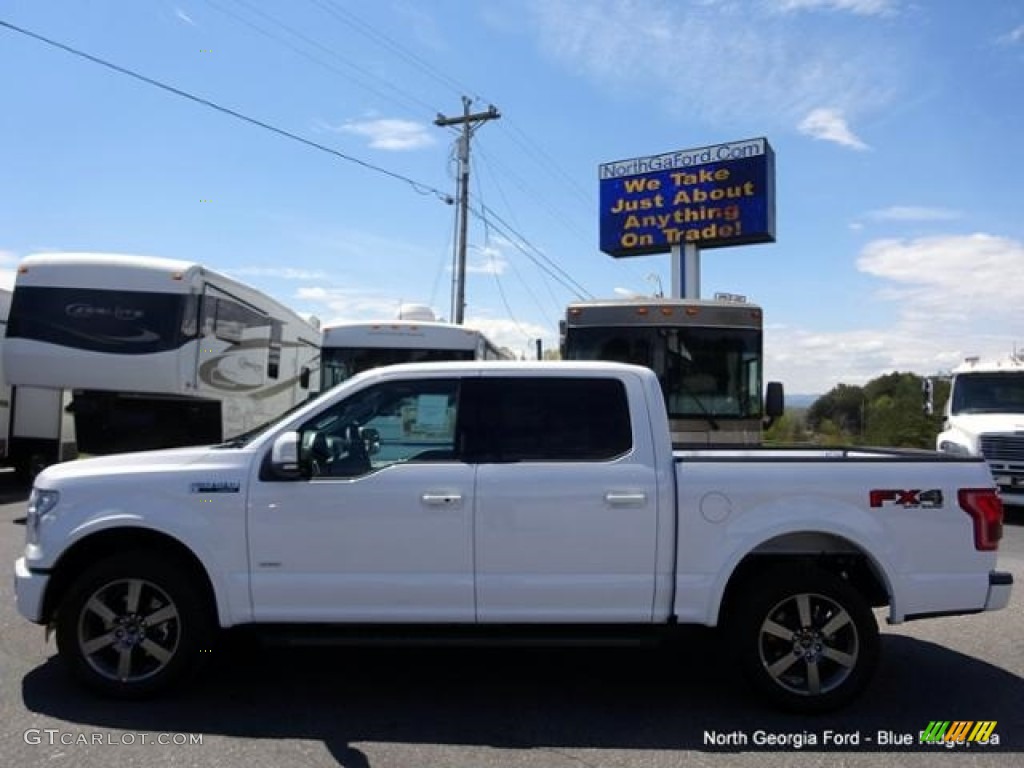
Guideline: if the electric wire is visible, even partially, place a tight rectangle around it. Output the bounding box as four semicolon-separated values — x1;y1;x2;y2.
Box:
471;152;563;328
295;3;600;297
205;0;440;117
472;175;546;345
469;202;593;301
0;18;452;204
310;0;476;103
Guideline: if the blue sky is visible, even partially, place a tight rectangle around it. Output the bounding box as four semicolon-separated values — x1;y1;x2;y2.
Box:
2;0;1023;394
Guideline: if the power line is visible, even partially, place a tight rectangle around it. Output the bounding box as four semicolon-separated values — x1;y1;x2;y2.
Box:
216;2;600;306
290;3;599;298
310;0;476;103
472;174;545;344
205;0;440;117
0;18;452;203
470;202;592;301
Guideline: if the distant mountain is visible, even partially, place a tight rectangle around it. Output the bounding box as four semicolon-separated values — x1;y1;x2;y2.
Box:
786;393;820;409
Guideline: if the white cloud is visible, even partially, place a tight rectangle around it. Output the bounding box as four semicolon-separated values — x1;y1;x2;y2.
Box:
766;233;1024;393
798;108;870;150
465;244;509;276
175;8;196;26
998;24;1024;45
856;233;1024;317
330;118;435;151
295;287;413;322
863;206;961;222
769;0;896;16
528;0;899;129
460;313;552;360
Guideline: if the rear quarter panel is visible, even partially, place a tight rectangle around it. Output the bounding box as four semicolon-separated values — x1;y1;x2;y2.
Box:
672;452;1000;625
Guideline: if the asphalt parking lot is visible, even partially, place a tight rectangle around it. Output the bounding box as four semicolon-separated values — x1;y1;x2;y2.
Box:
2;475;1021;767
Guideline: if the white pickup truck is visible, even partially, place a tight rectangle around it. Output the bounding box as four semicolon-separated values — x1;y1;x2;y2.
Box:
14;362;1012;712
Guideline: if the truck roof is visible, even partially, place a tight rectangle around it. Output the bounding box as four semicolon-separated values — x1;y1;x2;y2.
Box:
952;355;1024;374
349;359;655;378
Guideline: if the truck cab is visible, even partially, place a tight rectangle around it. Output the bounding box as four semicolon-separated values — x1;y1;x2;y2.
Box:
937;354;1024;504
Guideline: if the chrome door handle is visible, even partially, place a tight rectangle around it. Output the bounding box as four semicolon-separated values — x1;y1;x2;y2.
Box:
421;493;463;506
604;491;647;506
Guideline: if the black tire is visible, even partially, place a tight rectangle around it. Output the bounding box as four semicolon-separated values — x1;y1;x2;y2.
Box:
727;565;879;713
55;553;213;698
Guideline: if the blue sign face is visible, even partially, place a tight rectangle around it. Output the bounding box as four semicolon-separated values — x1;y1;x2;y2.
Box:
599;141;776;257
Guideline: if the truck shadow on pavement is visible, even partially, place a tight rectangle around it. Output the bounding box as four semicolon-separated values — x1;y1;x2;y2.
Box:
21;630;1024;764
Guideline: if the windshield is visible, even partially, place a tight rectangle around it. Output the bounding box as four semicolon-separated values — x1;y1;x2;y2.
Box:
951;373;1024;415
322;347;474;389
564;325;763;420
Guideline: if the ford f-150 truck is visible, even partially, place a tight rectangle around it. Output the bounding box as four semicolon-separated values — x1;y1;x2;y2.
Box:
14;362;1012;712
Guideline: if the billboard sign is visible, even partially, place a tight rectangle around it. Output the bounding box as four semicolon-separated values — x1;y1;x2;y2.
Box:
599;137;776;257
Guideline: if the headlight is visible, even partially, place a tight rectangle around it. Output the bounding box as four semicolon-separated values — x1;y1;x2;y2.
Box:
938;440;971;456
26;489;60;546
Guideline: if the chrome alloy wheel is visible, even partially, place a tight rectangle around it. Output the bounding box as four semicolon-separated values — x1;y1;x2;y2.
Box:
76;577;182;683
757;591;859;697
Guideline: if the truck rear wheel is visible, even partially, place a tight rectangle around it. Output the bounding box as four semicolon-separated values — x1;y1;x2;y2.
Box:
728;565;879;713
55;553;213;698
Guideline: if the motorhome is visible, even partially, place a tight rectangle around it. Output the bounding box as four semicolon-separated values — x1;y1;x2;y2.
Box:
561;297;782;446
3;253;321;456
0;286;76;481
321;305;512;389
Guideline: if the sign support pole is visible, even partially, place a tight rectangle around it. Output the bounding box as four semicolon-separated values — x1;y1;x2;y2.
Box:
671;243;701;299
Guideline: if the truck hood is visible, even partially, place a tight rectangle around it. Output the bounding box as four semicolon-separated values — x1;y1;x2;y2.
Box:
948;413;1024;438
34;444;233;486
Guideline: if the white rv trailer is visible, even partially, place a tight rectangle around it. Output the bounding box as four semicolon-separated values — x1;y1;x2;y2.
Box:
3;253;321;456
0;286;77;480
320;310;513;390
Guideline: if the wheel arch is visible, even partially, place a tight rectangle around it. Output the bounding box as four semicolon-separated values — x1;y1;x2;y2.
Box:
43;527;220;627
716;531;892;628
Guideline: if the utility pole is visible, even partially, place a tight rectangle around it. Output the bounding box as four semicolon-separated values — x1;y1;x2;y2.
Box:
435;96;500;324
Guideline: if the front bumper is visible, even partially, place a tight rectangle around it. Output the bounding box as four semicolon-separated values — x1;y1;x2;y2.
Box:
14;557;50;624
985;571;1013;612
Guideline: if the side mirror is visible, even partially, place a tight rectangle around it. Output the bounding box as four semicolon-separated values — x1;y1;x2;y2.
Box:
270;431;302;479
764;381;785;427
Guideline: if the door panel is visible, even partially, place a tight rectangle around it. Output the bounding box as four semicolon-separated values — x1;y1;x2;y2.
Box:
247;377;474;621
465;376;660;622
475;460;659;621
248;463;475;621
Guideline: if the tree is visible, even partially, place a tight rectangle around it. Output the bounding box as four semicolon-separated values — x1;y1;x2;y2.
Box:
763;411;809;444
805;372;945;449
806;383;866;438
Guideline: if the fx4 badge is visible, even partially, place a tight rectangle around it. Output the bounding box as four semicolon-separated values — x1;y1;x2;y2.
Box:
870;489;943;509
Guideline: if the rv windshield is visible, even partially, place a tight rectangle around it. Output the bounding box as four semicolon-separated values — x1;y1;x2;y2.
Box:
951;373;1024;415
7;286;195;354
564;326;763;420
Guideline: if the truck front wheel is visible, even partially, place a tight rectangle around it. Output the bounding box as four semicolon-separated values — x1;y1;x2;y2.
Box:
729;565;879;713
55;553;213;698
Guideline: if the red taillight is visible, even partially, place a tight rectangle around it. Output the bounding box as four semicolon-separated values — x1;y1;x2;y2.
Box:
957;488;1004;551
